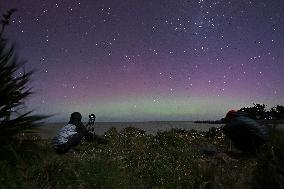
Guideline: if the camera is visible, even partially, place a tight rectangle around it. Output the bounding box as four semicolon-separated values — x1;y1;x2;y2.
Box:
88;114;96;125
89;114;96;120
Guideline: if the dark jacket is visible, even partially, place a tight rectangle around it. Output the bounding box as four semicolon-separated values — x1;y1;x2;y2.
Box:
68;119;87;134
222;112;268;152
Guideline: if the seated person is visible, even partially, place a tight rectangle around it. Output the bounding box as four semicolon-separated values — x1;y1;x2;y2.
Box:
53;112;87;153
222;110;268;153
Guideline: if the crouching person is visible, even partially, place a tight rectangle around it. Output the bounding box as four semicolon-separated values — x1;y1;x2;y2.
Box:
222;110;268;153
53;112;87;153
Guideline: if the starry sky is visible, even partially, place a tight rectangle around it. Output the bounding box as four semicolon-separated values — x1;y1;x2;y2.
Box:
1;0;283;122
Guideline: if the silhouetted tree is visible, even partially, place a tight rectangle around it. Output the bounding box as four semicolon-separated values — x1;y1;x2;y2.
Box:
0;9;17;35
239;103;268;119
239;103;284;120
270;105;284;120
0;9;47;146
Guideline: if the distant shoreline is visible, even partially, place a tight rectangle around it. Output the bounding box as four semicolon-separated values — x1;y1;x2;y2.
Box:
38;121;224;139
35;120;284;140
43;120;222;124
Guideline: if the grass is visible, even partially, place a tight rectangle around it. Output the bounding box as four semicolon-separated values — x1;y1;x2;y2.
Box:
0;126;283;189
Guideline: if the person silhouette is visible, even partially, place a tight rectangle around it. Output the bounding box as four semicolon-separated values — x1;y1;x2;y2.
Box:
53;112;87;153
222;110;268;153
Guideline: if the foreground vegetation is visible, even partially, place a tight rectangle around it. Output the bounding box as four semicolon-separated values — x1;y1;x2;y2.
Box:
1;126;283;189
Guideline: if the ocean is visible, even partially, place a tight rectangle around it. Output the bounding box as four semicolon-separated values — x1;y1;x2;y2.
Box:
38;121;224;139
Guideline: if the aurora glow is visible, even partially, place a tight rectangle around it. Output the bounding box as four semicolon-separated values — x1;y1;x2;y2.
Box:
1;0;283;122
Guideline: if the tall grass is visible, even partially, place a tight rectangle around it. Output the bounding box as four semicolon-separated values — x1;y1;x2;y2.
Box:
1;126;283;188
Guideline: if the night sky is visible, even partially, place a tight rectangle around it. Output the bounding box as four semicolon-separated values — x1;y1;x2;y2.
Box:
1;0;283;122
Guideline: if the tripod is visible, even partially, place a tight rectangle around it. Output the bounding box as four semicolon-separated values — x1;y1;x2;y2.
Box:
85;114;96;141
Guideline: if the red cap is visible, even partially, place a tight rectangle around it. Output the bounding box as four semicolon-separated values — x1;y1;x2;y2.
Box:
225;110;237;121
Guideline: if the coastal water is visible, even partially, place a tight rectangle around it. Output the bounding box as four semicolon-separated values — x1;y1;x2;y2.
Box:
38;121;224;139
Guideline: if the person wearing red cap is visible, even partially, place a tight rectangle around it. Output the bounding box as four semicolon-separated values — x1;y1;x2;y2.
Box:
221;110;268;153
